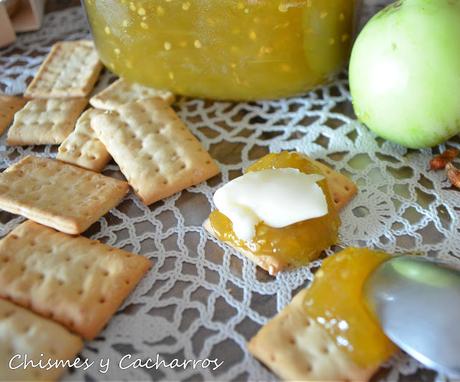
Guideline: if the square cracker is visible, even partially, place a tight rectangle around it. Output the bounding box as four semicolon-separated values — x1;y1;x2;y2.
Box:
6;98;88;146
204;157;357;275
24;40;102;98
0;156;129;234
0;298;83;381
248;289;375;381
0;221;152;340
90;78;175;110
0;95;26;135
92;98;220;205
57;108;111;172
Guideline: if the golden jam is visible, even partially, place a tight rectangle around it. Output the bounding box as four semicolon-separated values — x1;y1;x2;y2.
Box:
83;0;358;100
304;247;397;368
209;152;340;267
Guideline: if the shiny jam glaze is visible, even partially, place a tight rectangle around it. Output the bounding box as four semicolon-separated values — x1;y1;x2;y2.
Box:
303;247;397;368
209;152;340;267
83;0;358;100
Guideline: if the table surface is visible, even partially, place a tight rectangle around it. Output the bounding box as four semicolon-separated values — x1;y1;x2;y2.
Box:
0;1;457;382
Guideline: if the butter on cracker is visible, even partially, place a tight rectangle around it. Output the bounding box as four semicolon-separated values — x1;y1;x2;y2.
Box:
204;153;357;275
92;97;220;205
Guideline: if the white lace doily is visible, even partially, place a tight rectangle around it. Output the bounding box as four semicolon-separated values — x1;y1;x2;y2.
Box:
1;4;458;382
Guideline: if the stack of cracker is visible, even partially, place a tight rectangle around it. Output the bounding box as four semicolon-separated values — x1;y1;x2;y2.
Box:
0;39;221;380
1;39;220;203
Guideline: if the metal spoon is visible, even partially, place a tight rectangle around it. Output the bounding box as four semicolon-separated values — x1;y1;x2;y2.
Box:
364;255;460;378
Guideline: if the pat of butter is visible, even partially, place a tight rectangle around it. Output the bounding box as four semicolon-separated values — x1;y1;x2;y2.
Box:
213;168;328;241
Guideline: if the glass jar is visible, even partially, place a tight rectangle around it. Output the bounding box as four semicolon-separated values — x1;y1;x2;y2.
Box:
83;0;360;100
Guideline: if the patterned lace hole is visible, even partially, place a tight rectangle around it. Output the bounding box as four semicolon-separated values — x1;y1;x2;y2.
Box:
288;337;296;345
102;270;109;277
10;235;18;240
2;257;10;263
99;297;106;304
57;279;64;286
77;289;84;296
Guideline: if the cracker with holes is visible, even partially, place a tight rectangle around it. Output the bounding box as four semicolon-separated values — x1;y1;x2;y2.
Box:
57;108;111;172
24;40;102;98
0;221;152;340
6;98;87;146
90;78;175;110
92;97;220;205
247;289;376;381
0;298;83;381
0;95;26;135
0;156;129;234
204;151;357;275
312;159;357;210
248;248;395;380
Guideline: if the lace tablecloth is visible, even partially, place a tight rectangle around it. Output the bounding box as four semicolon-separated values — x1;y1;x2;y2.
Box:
0;3;457;382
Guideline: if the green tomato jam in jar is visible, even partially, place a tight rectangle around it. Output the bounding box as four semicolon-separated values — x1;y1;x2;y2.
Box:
83;0;360;100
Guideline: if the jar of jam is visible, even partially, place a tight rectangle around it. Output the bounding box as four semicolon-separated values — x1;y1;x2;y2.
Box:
83;0;360;100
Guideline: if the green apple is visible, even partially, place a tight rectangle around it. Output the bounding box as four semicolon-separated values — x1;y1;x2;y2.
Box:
349;0;460;148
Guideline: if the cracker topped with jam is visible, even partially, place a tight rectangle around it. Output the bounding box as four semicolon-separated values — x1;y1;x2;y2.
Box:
206;151;356;275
